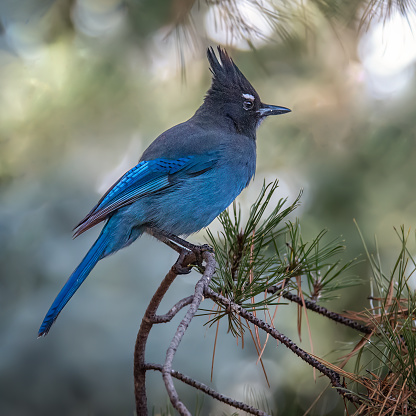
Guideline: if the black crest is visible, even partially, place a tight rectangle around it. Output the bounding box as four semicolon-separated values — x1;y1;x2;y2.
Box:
206;46;258;100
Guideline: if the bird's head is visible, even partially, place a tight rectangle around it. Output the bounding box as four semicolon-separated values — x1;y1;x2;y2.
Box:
203;46;290;136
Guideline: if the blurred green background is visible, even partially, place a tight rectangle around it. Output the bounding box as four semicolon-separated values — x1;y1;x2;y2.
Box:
1;0;416;415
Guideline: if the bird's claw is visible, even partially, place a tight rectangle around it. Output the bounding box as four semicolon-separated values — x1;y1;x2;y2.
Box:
173;263;193;275
192;244;213;268
199;244;214;253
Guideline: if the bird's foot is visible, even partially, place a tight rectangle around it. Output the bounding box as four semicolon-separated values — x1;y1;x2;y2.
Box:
172;243;214;275
151;229;214;273
173;249;196;275
173;262;193;275
192;244;213;269
196;243;214;254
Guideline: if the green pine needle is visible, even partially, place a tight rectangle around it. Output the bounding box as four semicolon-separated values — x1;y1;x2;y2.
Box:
203;181;358;336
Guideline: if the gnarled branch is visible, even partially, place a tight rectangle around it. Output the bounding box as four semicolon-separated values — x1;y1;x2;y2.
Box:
204;287;362;405
162;250;216;415
145;363;269;416
134;248;197;414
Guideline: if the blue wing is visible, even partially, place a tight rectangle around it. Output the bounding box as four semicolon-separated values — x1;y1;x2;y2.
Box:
73;155;217;237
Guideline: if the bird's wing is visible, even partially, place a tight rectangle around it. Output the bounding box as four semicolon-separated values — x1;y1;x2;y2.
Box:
73;154;218;237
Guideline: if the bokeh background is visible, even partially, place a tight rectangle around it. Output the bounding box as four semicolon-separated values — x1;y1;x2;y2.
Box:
1;0;416;415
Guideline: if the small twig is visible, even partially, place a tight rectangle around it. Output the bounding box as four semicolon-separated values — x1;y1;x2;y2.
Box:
144;363;270;416
283;291;373;335
152;296;195;323
205;288;362;405
162;250;216;415
268;285;373;335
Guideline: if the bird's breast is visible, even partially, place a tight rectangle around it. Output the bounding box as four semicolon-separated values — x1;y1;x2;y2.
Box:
141;134;256;236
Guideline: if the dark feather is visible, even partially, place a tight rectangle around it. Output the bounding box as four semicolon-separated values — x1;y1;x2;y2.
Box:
206;46;258;99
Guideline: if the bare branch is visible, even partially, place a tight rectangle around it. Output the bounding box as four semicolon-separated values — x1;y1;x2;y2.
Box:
162;250;216;415
280;290;373;335
145;363;270;416
152;296;195;323
134;249;197;415
267;283;373;334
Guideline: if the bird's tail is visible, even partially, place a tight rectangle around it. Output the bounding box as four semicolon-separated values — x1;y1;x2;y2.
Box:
38;231;109;337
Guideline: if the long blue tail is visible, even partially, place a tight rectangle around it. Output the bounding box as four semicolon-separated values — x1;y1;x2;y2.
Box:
38;232;109;337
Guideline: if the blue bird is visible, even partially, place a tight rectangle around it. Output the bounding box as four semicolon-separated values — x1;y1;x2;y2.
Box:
38;46;291;337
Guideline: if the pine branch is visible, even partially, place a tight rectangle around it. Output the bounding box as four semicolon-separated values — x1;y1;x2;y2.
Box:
134;248;198;414
144;363;270;416
162;249;216;415
204;287;362;405
266;285;373;334
151;296;194;323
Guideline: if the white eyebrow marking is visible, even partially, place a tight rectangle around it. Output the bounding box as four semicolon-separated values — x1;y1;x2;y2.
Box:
242;93;255;101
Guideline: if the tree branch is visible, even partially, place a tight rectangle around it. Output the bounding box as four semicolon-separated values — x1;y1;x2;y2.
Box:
205;287;362;405
267;284;373;334
281;291;373;334
162;250;216;415
145;363;270;416
134;238;365;414
152;296;194;323
134;249;196;415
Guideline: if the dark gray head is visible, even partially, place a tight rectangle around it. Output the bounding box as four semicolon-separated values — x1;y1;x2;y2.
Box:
201;46;290;136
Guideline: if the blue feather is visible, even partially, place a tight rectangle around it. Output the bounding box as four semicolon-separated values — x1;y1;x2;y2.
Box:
39;230;110;337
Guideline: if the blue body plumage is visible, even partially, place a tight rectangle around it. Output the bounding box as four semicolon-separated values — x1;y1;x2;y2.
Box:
38;46;290;337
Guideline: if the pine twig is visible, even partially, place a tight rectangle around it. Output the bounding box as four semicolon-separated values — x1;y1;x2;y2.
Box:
144;363;270;416
267;284;373;334
152;296;194;323
205;287;362;405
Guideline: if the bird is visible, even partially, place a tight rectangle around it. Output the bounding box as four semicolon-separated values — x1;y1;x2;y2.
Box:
38;46;291;337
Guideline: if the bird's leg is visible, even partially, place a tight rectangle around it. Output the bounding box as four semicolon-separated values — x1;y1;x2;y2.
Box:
172;249;195;275
157;235;185;254
148;229;213;272
147;229;191;252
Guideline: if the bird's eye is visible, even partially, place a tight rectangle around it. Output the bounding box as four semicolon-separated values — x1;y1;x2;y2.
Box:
243;100;254;110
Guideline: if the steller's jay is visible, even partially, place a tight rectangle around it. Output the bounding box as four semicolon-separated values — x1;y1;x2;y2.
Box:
38;46;291;337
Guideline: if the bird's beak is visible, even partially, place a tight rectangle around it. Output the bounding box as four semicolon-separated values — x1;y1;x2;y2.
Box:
257;103;291;117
